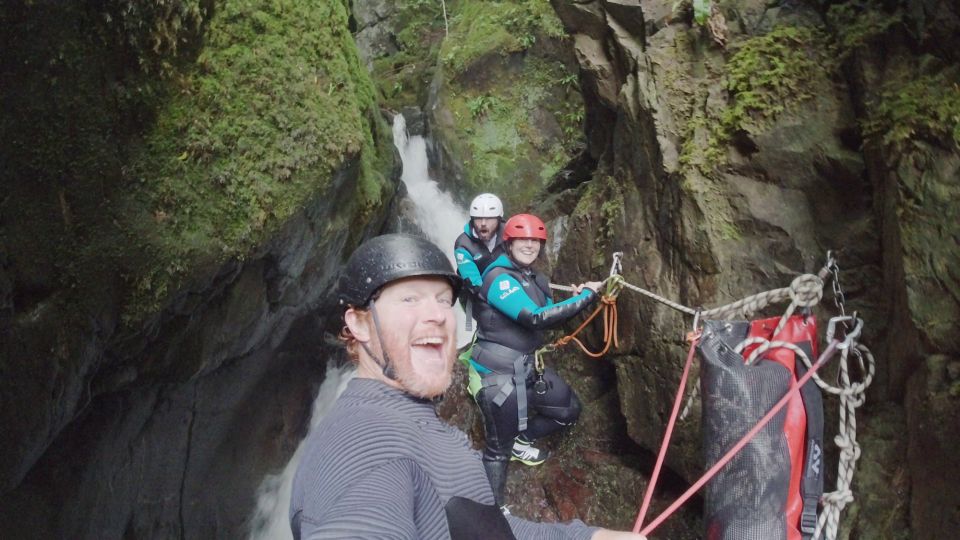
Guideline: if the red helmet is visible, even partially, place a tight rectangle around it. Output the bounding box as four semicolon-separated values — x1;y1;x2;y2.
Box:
503;214;547;242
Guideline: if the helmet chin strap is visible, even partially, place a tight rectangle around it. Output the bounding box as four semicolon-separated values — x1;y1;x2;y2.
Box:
359;298;397;381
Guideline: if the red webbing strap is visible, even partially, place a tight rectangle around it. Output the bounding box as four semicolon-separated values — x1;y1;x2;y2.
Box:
632;332;700;533
637;338;842;538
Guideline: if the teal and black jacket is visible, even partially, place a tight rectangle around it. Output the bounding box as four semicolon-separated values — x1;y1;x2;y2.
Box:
453;221;504;293
473;254;598;360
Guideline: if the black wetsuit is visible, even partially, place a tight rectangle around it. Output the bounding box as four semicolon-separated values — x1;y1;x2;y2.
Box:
289;378;597;540
470;254;598;504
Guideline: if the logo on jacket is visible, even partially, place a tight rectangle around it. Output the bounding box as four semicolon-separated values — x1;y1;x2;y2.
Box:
457;252;465;262
498;280;518;300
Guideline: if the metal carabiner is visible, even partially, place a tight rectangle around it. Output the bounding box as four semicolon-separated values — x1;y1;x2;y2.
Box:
610;251;624;277
827;314;863;349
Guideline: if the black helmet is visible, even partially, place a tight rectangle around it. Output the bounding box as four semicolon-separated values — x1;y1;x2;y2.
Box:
337;233;461;308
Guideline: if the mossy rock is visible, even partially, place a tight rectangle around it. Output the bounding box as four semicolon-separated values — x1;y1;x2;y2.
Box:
2;0;393;326
428;0;584;212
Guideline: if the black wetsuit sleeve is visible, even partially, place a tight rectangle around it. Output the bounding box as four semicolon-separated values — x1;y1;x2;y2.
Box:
484;271;599;331
514;290;599;330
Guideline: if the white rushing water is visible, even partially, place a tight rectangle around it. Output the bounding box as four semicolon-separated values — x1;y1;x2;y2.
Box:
390;114;469;254
391;113;471;347
247;362;355;539
248;113;473;539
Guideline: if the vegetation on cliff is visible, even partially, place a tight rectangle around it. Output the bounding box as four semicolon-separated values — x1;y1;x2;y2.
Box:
863;66;960;151
826;0;960;151
430;0;583;212
679;24;836;173
1;0;391;325
439;0;565;75
124;0;391;319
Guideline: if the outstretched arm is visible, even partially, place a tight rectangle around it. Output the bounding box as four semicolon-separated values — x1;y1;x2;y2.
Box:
485;274;598;330
297;460;420;539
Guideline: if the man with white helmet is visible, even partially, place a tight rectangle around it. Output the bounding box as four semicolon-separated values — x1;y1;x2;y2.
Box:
454;193;505;293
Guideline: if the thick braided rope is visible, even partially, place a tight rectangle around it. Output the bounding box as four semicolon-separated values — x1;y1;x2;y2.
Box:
677;273;826;420
812;343;874;540
733;337;812;367
554;258;830;322
680;268;830;420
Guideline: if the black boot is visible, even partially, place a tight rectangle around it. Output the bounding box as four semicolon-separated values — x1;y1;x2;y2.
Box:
483;459;510;507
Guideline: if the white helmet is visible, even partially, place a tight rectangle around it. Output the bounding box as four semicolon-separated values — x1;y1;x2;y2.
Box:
469;193;503;218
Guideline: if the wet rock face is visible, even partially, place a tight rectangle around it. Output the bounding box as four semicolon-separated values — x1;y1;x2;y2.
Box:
351;0;399;67
0;161;396;538
0;0;398;537
542;0;958;537
376;0;954;534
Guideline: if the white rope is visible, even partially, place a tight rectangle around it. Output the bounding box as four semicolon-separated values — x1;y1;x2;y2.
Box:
551;253;828;323
620;280;699;315
548;283;577;293
811;342;874;540
678;273;826;420
733;337;812;367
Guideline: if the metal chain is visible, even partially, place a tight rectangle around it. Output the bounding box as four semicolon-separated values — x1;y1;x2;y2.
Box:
828;251;847;321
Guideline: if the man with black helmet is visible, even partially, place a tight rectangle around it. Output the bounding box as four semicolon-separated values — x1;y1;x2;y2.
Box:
289;233;646;540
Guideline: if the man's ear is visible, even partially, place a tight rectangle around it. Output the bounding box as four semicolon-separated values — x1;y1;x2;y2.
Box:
344;308;372;342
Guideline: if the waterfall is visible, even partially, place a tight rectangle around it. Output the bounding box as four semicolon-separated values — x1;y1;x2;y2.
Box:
390;114;469;257
247;362;354;539
248;112;472;539
391;113;471;347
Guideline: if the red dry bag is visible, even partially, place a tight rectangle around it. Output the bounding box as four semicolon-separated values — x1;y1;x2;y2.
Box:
698;315;824;540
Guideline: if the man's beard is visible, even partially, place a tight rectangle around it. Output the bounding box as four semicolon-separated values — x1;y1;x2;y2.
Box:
379;331;455;399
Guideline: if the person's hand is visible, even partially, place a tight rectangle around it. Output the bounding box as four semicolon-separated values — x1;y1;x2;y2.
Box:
590;530;647;540
579;280;602;294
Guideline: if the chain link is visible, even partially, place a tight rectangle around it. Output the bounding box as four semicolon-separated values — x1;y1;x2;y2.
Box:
827;250;848;323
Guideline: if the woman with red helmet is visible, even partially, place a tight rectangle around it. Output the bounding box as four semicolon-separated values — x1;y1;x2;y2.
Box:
468;213;602;510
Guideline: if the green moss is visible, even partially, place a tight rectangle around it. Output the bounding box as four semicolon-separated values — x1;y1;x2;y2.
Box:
108;0;207;75
721;25;834;135
373;0;448;110
677;25;835;174
862;66;960;150
680;171;742;241
440;0;566;75
118;0;387;321
441;53;583;211
597;178;625;245
2;0;390;326
826;0;903;56
678;101;727;174
567;175;626;268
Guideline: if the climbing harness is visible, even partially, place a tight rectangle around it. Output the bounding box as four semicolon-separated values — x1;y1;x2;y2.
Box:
534;250;873;540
